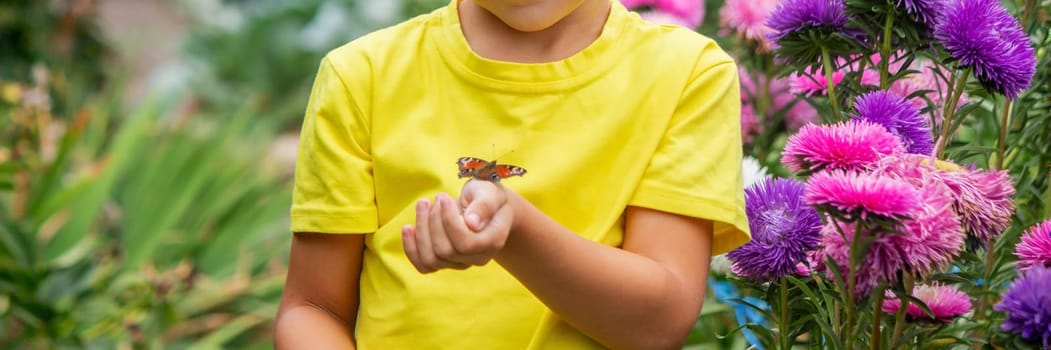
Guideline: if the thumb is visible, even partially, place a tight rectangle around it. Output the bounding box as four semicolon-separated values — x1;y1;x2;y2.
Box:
460;181;503;232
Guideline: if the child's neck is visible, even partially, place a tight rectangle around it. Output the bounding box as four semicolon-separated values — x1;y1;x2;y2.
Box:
459;0;611;64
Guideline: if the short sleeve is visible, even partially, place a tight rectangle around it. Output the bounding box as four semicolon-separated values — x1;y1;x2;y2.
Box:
290;55;378;234
628;57;751;255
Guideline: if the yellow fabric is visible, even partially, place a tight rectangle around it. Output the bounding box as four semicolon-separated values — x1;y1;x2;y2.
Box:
290;0;751;348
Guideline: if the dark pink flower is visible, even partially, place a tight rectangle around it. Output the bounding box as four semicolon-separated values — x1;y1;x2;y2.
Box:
782;120;905;174
804;170;921;220
1015;220;1051;271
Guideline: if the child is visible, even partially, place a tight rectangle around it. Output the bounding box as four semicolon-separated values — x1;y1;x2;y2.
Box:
275;0;750;348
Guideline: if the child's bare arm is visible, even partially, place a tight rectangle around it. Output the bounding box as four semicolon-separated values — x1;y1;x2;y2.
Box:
404;180;713;349
275;232;364;349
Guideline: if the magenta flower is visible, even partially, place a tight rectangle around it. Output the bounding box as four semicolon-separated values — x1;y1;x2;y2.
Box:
804;170;921;220
934;0;1037;98
719;0;779;51
995;267;1051;347
621;0;704;28
851;90;933;155
1015;220;1051;271
728;178;823;282
881;284;972;323
782;120;905;174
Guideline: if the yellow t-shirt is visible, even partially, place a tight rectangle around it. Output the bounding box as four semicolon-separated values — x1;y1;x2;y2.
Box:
290;1;751;348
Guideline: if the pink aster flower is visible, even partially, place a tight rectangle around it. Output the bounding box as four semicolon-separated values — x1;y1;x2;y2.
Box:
819;220;902;295
871;155;965;273
882;284;973;323
782;120;905;174
804;170;921;220
621;0;704;28
1015;220;1051;271
719;0;779;51
939;167;1016;244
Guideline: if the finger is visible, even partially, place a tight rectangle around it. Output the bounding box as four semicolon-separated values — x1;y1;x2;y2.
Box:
438;194;474;251
428;194;464;268
413;199;438;273
401;225;426;272
472;204;513;252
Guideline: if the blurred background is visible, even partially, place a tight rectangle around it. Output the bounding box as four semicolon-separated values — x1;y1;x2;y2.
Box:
2;0;1046;349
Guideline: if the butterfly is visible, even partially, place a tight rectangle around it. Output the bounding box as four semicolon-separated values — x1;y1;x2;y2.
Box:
456;157;527;182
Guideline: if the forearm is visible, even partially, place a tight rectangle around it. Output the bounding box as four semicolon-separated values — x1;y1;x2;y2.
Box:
494;193;708;349
274;305;356;350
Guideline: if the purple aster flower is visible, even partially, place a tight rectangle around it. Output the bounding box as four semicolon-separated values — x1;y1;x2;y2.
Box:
767;0;850;45
852;91;933;155
1015;220;1051;271
881;283;972;323
896;0;944;28
934;0;1037;99
805;170;921;220
727;178;823;282
995;267;1051;347
782;120;905;174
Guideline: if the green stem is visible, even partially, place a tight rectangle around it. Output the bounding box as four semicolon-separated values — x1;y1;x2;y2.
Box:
872;285;886;350
974;240;998;324
780;277;791;350
844;222;864;349
879;9;895;89
821;47;842;122
890;273;914;348
995;99;1013;171
935;66;973;158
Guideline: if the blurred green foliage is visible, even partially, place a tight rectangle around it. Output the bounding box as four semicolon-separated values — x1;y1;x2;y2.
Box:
177;0;447;130
0;0;110;117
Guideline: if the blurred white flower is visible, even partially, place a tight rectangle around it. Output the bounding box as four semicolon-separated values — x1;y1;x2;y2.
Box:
742;156;768;188
710;254;734;276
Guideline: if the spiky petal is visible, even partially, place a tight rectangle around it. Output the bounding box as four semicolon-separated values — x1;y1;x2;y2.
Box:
934;0;1036;98
782;120;905;174
995;267;1051;347
852;91;933;155
1015;220;1051;271
728;178;823;282
881;283;972;322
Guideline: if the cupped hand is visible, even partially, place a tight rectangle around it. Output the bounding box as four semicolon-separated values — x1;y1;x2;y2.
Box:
402;180;515;273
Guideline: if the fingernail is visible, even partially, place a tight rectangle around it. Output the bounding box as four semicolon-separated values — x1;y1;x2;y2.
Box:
466;212;480;229
417;199;428;210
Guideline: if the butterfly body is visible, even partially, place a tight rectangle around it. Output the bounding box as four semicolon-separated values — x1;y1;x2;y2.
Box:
457;157;527;182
